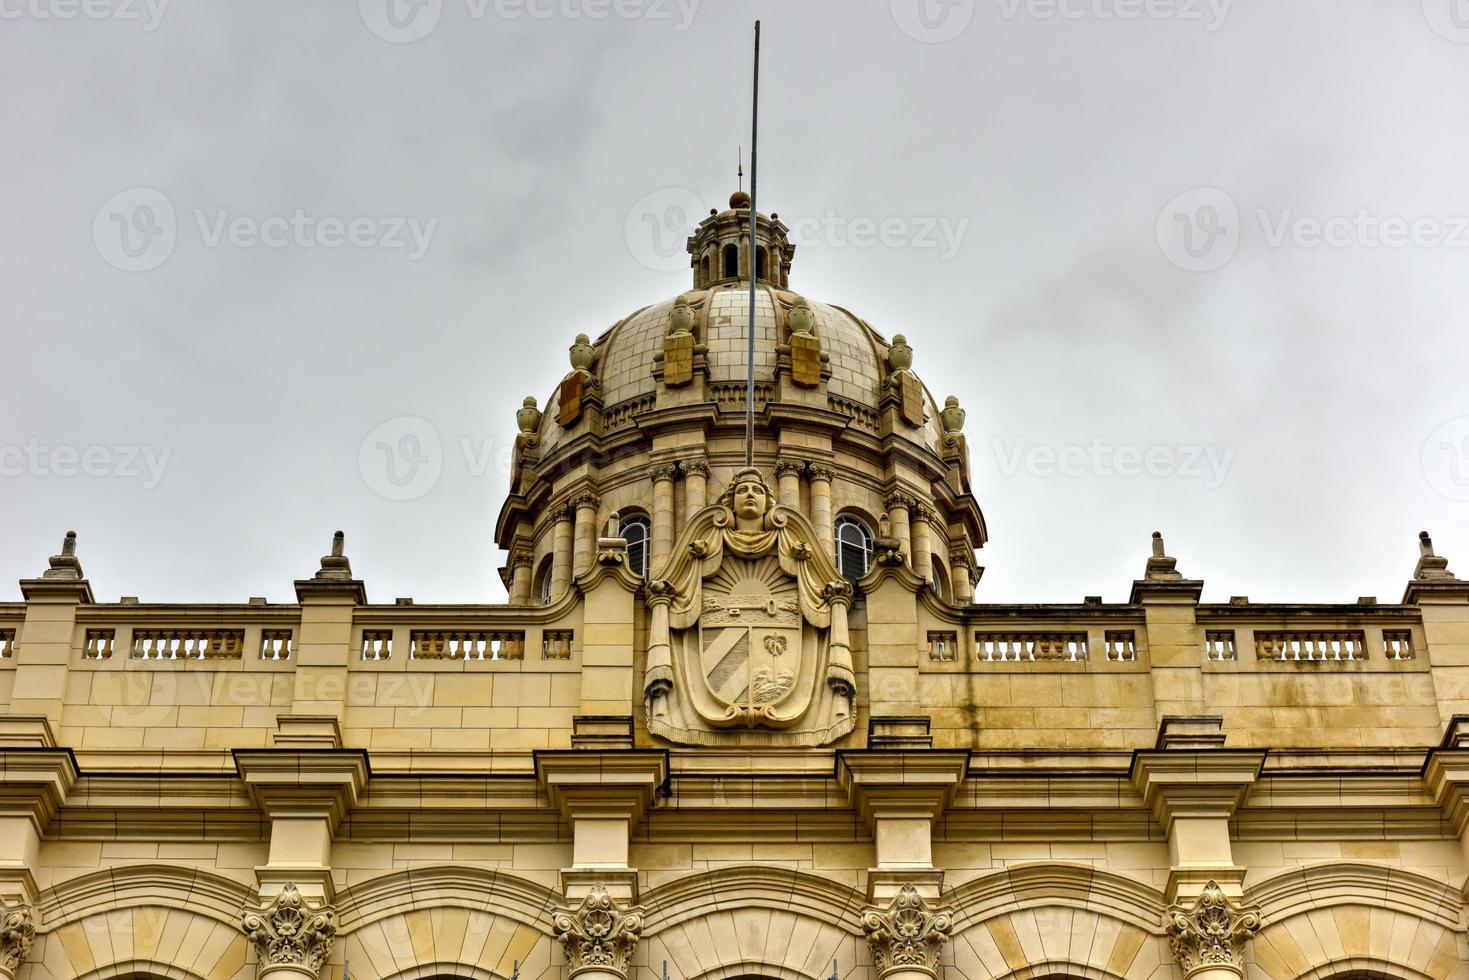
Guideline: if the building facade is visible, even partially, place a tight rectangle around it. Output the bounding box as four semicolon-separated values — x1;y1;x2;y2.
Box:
1;192;1468;980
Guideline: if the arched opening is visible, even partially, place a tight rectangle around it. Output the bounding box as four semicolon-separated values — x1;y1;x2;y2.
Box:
835;514;873;582
723;243;739;278
931;555;951;601
620;513;651;578
702;252;712;284
755;245;767;280
533;556;554;604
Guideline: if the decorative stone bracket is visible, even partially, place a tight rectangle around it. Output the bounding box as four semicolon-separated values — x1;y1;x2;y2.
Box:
552;882;644;980
861;883;953;980
0;898;35;980
1165;880;1262;980
240;884;337;979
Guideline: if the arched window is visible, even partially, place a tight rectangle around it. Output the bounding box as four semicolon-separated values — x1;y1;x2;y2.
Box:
702;252;712;284
755;245;767;280
835;515;873;582
931;555;951;601
621;514;650;578
723;243;739;278
534;557;553;605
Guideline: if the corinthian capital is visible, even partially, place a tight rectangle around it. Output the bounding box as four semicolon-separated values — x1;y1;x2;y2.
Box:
775;458;807;479
647;463;679;483
1165;881;1262;978
884;492;916;513
0;899;35;979
680;457;710;479
552;883;644;979
240;884;336;978
861;884;952;979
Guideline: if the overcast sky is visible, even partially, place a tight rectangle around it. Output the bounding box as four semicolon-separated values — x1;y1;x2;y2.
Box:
3;0;1468;606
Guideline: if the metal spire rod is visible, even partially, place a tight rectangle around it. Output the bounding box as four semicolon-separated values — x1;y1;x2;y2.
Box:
745;19;760;469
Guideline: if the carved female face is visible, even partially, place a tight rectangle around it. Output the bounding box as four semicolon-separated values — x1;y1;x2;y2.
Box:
733;479;768;526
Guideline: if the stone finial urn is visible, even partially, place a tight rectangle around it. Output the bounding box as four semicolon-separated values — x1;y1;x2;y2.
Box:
787;295;816;337
516;396;542;439
940;395;965;438
569;333;595;373
887;334;913;373
669;295;695;336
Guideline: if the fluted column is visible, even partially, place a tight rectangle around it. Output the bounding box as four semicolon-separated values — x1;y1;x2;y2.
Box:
509;553;533;604
648;464;678;575
775;458;804;510
241;884;336;980
550;504;575;601
809;464;834;554
572;494;600;577
1165;881;1262;980
911;505;933;583
885;493;914;566
682;457;709;513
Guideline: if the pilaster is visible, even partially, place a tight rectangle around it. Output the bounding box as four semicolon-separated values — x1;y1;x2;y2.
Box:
1131;532;1206;723
291;533;366;720
12;532;93;728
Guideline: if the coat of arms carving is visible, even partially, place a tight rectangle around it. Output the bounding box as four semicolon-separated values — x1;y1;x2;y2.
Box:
644;467;856;746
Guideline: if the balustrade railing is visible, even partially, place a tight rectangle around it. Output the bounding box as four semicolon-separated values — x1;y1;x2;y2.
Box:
0;628;15;658
411;630;526;661
976;631;1089;663
132;629;245;661
1256;630;1365;662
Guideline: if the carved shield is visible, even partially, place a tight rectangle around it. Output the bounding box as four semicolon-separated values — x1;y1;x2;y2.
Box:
698;561;803;718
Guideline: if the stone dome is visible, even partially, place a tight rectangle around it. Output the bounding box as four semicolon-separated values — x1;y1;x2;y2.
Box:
532;283;948;457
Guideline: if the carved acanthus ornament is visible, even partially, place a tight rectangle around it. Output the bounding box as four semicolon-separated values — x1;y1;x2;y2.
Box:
884;492;916;514
775;458;807;479
551;883;644;978
1165;881;1261;977
861;884;952;979
240;884;337;977
648;464;679;484
680;457;710;479
0;899;35;978
806;464;834;484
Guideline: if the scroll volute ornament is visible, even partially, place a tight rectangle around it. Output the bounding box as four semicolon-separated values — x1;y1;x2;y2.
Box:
1165;881;1262;978
862;884;953;979
552;883;644;979
0;899;35;978
240;884;337;977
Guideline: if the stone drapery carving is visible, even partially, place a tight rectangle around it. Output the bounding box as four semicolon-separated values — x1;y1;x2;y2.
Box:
1165;880;1261;977
643;466;856;745
240;884;337;977
861;883;952;979
0;899;35;978
551;883;644;979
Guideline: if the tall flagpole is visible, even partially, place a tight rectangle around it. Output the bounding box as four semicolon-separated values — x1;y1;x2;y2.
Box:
745;19;760;469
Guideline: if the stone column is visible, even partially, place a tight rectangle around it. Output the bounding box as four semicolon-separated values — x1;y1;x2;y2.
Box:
1164;881;1262;980
509;553;533;605
552;883;644;980
775;458;804;510
550;504;575;601
948;548;973;603
648;464;678;576
572;494;600;577
808;464;834;554
910;506;933;583
241;884;337;980
885;493;914;567
0;898;35;980
682;457;709;513
862;883;953;980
